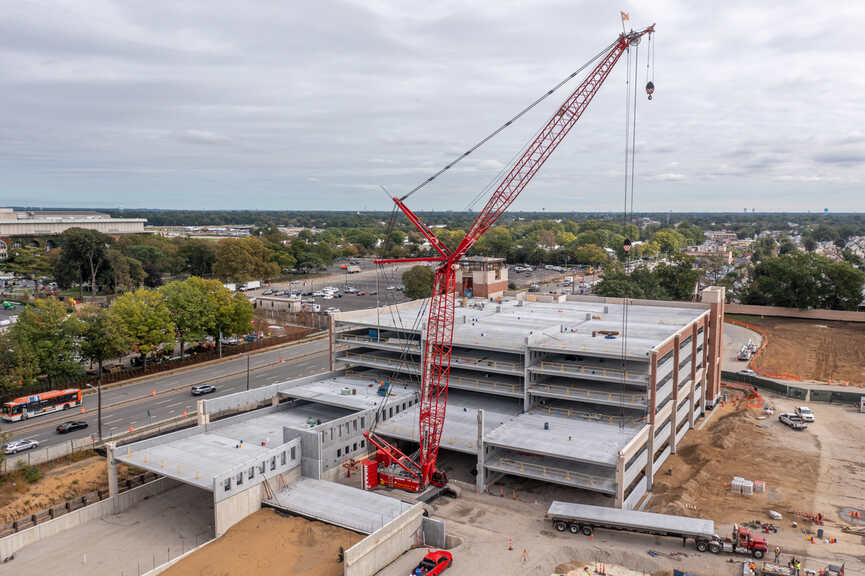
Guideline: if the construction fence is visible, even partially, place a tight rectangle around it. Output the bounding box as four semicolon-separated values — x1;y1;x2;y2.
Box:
722;371;864;405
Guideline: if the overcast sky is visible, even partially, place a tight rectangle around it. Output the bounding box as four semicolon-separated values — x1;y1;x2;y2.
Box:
1;1;864;212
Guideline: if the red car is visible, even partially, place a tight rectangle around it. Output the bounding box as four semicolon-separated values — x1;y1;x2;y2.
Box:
410;550;452;575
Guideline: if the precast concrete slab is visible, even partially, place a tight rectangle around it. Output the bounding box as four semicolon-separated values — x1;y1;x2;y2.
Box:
338;298;707;359
375;390;522;454
264;478;413;534
279;374;418;411
483;412;638;467
116;403;352;490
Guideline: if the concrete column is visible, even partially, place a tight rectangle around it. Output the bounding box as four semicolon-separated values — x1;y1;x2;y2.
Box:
614;451;625;508
475;409;485;493
328;314;336;372
671;336;680;454
523;346;532;412
106;441;119;513
701;318;708;414
271;396;279;407
689;324;697;428
645;351;657;488
700;286;726;408
197;399;210;428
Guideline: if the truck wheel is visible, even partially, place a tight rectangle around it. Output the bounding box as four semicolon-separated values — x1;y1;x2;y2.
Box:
568;523;579;534
708;542;721;554
554;521;567;532
581;525;593;536
696;540;708;553
752;549;764;559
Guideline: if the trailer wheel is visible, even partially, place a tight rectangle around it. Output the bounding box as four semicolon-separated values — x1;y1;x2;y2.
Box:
568;523;579;534
752;549;764;559
581;525;593;536
708;542;721;554
696;540;708;553
554;521;567;532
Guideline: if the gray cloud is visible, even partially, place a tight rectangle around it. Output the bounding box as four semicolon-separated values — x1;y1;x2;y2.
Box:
0;1;864;211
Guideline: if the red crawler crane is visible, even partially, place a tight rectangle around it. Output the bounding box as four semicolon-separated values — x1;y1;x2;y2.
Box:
363;24;655;493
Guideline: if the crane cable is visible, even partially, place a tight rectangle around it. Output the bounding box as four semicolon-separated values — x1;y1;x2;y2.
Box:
400;37;620;203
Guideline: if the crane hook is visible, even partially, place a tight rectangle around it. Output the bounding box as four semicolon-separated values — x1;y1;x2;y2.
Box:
646;81;654;101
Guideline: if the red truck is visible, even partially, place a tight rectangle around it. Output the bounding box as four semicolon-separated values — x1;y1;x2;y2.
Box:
410;550;453;575
711;524;768;558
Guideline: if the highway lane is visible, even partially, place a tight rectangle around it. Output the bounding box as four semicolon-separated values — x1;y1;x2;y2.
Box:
4;337;330;448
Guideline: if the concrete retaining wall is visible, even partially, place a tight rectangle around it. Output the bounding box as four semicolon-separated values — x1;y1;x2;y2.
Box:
722;371;864;405
214;482;265;537
623;477;648;510
344;503;424;576
0;477;180;561
422;517;446;548
726;304;865;322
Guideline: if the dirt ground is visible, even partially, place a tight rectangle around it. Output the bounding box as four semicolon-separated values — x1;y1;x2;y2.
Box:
738;316;865;385
0;453;133;523
647;389;821;524
162;509;362;576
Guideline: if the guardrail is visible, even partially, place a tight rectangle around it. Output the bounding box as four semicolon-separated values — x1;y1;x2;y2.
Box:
448;376;522;396
340;352;420;373
0;471;159;537
532;405;643;427
452;355;522;372
493;457;607;489
531;383;646;406
536;360;648;382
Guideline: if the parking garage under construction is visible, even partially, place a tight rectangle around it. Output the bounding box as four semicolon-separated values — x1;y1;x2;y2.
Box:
41;289;723;575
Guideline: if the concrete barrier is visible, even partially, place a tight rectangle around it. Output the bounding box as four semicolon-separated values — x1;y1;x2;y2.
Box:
343;503;425;576
721;371;864;405
0;477;180;561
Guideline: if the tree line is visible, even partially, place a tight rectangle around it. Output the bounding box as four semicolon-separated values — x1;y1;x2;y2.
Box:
0;277;252;394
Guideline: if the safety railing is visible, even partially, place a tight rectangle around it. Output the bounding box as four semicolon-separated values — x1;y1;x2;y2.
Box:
451;355;523;372
532;405;643;427
535;360;648;383
336;334;421;351
493;457;610;489
530;383;647;407
448;375;523;396
338;352;420;373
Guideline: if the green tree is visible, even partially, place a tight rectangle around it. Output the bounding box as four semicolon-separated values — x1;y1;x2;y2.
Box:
9;298;82;384
213;238;280;283
651;228;688;254
571;244;608;266
109;288;175;367
178;239;216;277
54;228;112;296
78;306;130;439
654;255;701;300
160;277;216;358
190;278;254;357
745;252;865;310
402;265;434;300
125;244;166;287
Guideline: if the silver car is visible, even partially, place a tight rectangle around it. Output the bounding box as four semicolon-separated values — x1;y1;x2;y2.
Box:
3;439;40;454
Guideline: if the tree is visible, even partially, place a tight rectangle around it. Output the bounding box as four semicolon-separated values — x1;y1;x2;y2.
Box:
9;298;82;384
402;265;434;300
654;255;701;301
55;228;112;296
178;239;216;277
160;277;216;358
213;238;280;283
571;244;608;266
124;245;167;287
745;252;865;310
78;306;130;439
189;278;254;357
651;229;688;254
109;288;174;367
104;248;145;292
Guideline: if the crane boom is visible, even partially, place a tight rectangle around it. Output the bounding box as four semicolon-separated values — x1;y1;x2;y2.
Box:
365;24;655;492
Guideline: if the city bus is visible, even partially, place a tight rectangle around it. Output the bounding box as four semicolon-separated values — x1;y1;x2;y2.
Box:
1;389;83;422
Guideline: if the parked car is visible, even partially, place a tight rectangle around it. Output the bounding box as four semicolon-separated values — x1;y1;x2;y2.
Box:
3;439;40;454
411;550;453;575
357;291;367;296
795;406;815;422
779;413;808;430
56;421;88;434
191;384;217;396
740;369;756;376
386;285;397;291
528;284;540;292
325;307;341;315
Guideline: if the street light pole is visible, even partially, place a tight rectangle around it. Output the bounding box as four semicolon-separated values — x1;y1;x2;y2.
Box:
246;354;250;391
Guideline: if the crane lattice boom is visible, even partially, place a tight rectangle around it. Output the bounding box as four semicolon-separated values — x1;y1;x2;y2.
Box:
364;24;655;492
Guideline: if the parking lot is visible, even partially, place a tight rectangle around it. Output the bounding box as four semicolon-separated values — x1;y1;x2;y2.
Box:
508;265;601;295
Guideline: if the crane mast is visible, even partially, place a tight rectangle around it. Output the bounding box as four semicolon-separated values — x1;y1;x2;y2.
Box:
364;24;655;493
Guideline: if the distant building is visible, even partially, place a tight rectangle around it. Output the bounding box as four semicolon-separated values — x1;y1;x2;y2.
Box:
0;208;146;240
254;295;302;314
685;243;732;265
456;256;508;299
704;230;737;243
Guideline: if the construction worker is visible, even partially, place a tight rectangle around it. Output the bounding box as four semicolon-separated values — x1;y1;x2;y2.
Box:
796;560;802;576
774;545;782;563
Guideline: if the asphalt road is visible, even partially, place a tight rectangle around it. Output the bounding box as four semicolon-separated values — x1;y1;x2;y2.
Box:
4;337;330;448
